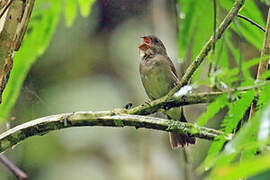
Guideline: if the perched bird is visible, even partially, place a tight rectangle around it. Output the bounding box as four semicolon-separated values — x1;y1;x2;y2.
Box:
138;35;195;149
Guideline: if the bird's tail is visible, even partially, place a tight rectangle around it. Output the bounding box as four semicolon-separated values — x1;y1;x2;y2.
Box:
169;132;196;149
167;107;196;149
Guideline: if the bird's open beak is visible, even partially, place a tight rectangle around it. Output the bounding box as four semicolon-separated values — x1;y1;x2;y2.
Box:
138;36;151;51
141;36;151;45
138;43;150;51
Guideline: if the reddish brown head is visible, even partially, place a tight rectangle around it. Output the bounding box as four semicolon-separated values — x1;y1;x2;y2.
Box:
138;35;167;55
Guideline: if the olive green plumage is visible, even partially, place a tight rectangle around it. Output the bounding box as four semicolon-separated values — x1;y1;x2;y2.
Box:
139;35;195;149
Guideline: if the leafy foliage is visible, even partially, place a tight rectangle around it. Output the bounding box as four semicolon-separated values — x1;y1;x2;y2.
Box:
201;91;255;171
0;0;95;121
197;94;228;127
177;0;270;179
65;0;95;27
0;0;269;179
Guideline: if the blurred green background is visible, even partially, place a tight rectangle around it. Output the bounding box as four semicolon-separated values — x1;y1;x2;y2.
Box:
0;0;268;179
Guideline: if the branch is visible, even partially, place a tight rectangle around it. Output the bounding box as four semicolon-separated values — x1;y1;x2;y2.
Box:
237;14;265;32
0;111;231;153
127;83;266;116
249;8;270;117
0;0;35;103
0;154;27;180
257;9;270;80
167;0;245;97
0;0;24;103
0;83;267;153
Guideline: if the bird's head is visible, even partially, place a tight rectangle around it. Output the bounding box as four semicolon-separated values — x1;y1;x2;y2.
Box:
138;35;167;56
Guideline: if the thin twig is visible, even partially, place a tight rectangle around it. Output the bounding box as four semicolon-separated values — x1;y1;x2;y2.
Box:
213;0;217;52
237;14;266;32
167;0;245;97
0;154;27;180
208;0;217;76
249;8;270;118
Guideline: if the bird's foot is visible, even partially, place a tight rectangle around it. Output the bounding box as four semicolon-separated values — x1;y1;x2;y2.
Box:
124;103;133;109
145;99;152;105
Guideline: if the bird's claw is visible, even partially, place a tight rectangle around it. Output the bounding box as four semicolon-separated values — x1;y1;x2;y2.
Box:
124;103;133;109
145;99;151;105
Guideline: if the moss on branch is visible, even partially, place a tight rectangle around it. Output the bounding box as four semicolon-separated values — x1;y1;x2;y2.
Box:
127;84;262;116
0;84;266;153
0;111;231;153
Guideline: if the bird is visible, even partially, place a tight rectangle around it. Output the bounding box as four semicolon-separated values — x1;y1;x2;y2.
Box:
138;35;195;149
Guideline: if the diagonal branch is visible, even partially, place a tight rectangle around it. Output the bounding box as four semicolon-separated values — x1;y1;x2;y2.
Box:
0;111;231;153
167;0;245;97
0;154;27;180
249;8;270;118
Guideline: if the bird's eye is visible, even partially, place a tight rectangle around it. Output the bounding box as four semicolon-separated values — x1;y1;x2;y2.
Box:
152;38;159;44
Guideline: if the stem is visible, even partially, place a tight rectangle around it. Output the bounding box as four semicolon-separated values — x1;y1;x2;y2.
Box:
167;0;245;97
208;0;217;76
0;154;27;180
237;14;265;32
249;8;270;118
213;0;217;52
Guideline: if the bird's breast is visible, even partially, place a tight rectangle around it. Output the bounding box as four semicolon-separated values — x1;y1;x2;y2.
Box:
140;59;176;100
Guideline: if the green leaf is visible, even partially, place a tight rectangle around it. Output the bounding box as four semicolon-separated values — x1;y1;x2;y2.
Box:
221;91;255;133
0;0;62;121
256;84;270;112
261;69;270;79
65;0;78;27
216;56;263;86
205;88;270;178
221;0;265;49
197;94;229;127
201;91;255;171
177;0;213;61
78;0;95;17
64;0;95;27
210;152;270;180
209;102;270;179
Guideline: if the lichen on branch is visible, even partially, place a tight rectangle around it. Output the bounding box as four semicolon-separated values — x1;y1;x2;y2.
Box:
0;111;231;153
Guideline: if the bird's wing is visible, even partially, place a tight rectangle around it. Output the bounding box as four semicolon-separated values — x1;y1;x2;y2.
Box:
165;56;178;78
